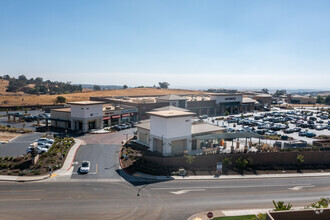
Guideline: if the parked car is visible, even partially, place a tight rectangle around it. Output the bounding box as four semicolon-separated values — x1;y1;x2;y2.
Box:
284;129;294;134
36;142;52;149
265;130;277;136
198;115;208;119
35;138;54;144
35;126;49;132
320;115;328;120
226;128;235;133
305;132;316;138
26;146;48;154
309;117;317;121
255;129;266;135
315;125;324;131
299;131;307;136
292;127;301;132
79;161;90;174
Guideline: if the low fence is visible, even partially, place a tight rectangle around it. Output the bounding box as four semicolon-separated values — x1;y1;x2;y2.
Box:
143;151;330;170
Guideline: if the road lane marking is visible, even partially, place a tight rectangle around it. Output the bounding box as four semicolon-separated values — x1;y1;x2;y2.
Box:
96;163;98;174
288;185;315;191
0;190;45;193
0;199;41;202
72;172;97;175
170;189;205;195
151;184;314;190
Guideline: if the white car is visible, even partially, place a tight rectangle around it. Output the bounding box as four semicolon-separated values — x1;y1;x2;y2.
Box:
26;146;49;154
36;142;52;148
35;138;54;144
79;161;90;174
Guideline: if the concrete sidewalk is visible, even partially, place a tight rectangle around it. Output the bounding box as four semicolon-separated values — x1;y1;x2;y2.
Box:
132;171;330;181
187;208;272;220
188;207;306;220
0;139;83;182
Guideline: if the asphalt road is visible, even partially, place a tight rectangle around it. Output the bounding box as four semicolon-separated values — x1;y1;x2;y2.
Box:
71;144;121;179
71;128;135;180
0;133;43;157
0;110;44;130
0;176;329;220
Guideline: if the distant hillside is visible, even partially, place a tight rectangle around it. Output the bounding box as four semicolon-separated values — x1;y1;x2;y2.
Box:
0;87;204;106
0;75;82;95
77;84;122;90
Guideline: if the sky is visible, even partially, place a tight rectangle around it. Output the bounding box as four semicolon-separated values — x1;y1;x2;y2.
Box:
0;0;330;90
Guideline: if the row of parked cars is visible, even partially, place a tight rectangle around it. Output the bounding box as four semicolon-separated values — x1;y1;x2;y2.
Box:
26;138;54;154
224;110;329;137
22;113;51;122
104;122;135;131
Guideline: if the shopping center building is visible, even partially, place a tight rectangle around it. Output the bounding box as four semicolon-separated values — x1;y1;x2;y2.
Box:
135;106;224;156
91;93;263;120
50;101;138;132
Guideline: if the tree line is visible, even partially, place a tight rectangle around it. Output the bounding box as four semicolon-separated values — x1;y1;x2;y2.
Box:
316;95;330;105
0;75;82;95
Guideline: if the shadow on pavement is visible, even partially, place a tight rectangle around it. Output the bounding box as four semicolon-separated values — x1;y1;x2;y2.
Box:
115;169;173;186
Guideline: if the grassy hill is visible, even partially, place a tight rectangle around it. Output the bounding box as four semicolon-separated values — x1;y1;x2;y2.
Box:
0;80;204;106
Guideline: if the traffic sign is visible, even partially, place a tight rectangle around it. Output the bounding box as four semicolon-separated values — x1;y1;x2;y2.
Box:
207;212;213;219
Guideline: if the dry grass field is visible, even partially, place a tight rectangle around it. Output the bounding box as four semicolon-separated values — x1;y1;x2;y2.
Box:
0;80;205;106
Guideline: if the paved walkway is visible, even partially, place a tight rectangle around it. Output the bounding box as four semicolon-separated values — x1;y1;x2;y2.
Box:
0;139;83;182
187;207;305;220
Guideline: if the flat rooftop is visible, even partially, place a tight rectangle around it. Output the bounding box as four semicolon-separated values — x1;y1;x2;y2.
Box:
136;121;224;135
67;101;105;105
51;108;71;112
209;93;243;96
147;110;195;118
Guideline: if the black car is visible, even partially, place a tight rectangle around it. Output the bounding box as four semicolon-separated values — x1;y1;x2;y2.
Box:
284;129;294;134
309;117;317;121
293;127;301;132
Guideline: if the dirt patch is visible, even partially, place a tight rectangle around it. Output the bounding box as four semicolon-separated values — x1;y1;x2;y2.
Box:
0;132;22;142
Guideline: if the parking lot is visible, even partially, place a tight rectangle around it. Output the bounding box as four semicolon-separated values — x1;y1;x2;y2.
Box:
200;107;330;147
71;128;135;180
0;133;43;157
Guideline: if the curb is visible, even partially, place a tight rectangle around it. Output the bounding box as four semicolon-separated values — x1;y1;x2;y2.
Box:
0;174;50;183
0;138;82;182
66;140;82;171
118;146;132;176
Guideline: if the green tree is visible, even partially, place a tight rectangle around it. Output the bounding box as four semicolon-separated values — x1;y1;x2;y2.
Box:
262;88;269;94
225;111;229;116
274;89;287;97
325;95;330;105
296;153;304;172
93;85;101;91
222;157;231;174
184;155;196;165
235;157;248;172
55;96;66;103
316;95;325;104
123;85;128;89
296;154;304;164
273;200;292;211
158;82;170;89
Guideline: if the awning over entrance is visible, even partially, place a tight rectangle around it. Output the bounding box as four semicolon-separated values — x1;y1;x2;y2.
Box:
194;132;264;140
121;114;130;117
103;116;110;120
112;115;121;119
